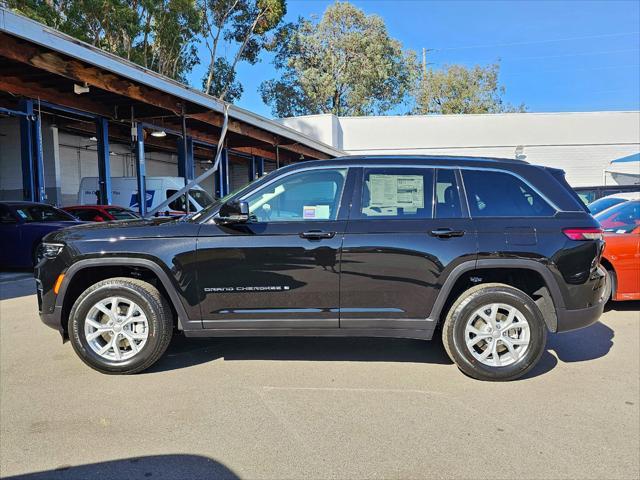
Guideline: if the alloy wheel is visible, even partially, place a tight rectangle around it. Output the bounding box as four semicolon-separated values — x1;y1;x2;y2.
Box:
464;302;530;367
84;297;149;361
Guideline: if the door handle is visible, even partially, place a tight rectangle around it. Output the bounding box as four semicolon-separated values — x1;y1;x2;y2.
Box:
299;230;336;240
430;228;465;238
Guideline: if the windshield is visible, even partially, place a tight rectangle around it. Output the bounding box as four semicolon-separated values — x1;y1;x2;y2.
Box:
189;189;213;208
187;179;261;222
595;200;640;233
105;208;140;220
588;197;626;216
14;204;76;222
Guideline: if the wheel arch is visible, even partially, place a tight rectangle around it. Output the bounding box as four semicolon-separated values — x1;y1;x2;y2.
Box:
56;258;190;338
430;259;564;332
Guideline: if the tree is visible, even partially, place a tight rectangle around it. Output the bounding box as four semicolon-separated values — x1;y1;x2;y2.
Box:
201;0;286;101
7;0;202;82
260;1;415;117
413;63;525;115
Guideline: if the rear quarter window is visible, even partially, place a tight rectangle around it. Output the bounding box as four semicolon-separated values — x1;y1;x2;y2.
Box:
463;170;556;217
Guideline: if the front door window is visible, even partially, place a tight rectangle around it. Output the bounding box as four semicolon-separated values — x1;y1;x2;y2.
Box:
244;169;348;222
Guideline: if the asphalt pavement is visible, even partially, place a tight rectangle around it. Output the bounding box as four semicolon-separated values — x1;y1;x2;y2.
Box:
1;273;638;480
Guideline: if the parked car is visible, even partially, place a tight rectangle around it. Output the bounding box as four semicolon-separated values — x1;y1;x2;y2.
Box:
36;156;607;381
587;191;640;216
78;176;214;215
0;201;83;268
573;184;640;204
596;200;640;302
63;205;140;222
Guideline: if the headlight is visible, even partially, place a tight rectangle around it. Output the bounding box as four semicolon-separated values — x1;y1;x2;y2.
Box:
38;243;65;261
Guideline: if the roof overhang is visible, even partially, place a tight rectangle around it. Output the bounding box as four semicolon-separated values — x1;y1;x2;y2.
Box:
0;8;345;160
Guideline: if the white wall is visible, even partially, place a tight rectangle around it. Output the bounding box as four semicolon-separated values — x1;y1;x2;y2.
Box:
0;117;183;205
280;111;640;187
0;117;22;200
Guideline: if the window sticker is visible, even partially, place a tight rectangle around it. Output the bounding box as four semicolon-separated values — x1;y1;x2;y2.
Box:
369;175;424;209
303;206;317;219
303;205;330;219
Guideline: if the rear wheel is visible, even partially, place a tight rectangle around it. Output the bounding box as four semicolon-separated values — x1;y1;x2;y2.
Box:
604;268;616;302
68;277;173;374
442;283;547;381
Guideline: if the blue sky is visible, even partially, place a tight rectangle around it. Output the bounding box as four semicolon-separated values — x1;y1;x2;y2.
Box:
187;0;640;118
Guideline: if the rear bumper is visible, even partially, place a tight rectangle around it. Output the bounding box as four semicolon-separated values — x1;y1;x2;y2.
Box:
556;301;605;332
555;266;607;333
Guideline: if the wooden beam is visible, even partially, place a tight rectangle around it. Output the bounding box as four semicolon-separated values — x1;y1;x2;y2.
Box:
0;33;183;115
191;111;331;159
231;146;278;161
0;76;112;117
190;111;278;146
278;142;332;160
0;33;334;160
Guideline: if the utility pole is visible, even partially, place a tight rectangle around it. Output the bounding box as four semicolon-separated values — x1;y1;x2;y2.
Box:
422;47;434;82
422;48;427;82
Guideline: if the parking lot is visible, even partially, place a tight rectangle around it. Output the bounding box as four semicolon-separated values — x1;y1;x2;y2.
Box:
1;272;639;480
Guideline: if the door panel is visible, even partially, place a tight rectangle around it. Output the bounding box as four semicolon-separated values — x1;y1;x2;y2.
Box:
340;167;477;328
197;221;344;328
196;167;352;329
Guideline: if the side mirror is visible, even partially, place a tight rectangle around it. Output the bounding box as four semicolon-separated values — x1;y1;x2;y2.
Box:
93;215;105;222
215;200;249;225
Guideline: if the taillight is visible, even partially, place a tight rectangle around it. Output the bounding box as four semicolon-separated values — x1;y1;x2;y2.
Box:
563;227;603;241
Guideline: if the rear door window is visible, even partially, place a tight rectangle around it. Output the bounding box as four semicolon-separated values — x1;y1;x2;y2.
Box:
462;170;555;217
357;168;434;219
435;169;463;218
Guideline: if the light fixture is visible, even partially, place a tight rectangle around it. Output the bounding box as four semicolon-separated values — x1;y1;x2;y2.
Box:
151;130;167;138
74;83;90;95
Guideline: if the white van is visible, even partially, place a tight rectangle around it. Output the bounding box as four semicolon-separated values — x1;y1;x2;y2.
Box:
78;176;214;214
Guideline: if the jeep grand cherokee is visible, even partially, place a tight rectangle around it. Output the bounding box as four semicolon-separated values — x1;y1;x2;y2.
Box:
35;156;607;381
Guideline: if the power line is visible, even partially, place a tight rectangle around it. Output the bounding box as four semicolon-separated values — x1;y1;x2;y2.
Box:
433;31;640;51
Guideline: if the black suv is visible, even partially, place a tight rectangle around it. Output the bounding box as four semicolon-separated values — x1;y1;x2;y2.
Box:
35;156;607;381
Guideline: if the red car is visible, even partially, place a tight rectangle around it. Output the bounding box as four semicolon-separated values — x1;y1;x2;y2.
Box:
596;200;640;301
63;205;140;222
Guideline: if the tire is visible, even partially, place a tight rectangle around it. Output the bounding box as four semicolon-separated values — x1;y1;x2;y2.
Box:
442;283;547;381
68;277;173;374
604;268;616;302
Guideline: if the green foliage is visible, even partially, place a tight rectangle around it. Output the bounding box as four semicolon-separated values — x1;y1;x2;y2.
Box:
260;1;415;117
7;0;202;82
413;63;526;115
201;0;286;101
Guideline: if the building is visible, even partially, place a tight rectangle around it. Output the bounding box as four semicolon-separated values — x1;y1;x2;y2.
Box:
280;112;640;187
0;8;343;212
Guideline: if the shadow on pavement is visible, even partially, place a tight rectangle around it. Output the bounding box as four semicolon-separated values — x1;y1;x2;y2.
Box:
148;335;454;373
151;316;618;379
0;270;35;301
605;300;640;313
3;454;238;480
525;320;615;379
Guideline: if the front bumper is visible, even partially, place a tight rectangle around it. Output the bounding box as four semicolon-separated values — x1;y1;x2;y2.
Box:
555;266;607;333
39;305;65;336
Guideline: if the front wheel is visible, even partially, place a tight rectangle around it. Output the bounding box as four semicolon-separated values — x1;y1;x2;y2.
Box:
68;277;173;374
442;283;547;381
